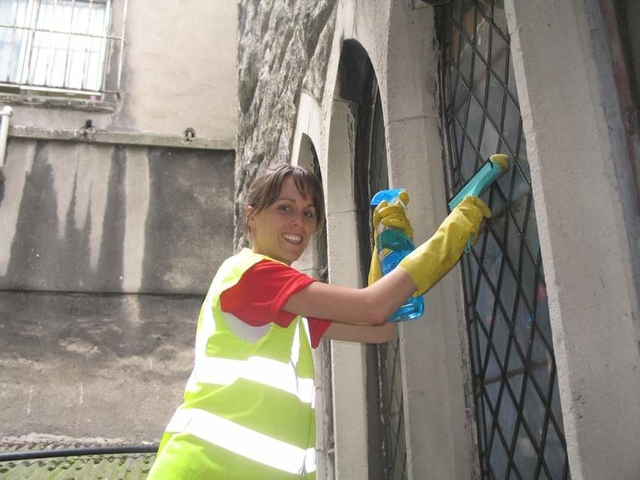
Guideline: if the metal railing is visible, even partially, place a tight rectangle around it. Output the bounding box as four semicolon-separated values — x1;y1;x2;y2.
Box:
0;442;157;479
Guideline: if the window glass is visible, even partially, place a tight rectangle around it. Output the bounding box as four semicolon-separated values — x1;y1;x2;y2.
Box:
439;1;571;478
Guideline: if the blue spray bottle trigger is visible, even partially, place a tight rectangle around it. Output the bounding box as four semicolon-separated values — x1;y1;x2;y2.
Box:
370;188;424;322
371;188;406;206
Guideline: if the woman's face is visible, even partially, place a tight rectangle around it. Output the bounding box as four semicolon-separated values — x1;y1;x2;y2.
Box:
247;176;317;265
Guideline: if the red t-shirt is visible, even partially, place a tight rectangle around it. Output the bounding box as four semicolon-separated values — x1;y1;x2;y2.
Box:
219;259;331;348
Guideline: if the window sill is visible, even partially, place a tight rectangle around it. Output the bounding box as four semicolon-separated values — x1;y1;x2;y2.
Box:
8;125;236;151
0;92;118;114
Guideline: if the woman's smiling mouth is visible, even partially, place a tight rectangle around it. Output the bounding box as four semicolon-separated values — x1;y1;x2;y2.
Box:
283;233;303;244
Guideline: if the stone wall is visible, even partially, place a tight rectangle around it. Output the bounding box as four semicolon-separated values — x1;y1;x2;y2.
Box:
235;0;337;244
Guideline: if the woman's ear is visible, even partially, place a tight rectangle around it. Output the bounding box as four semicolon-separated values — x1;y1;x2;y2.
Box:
245;206;256;228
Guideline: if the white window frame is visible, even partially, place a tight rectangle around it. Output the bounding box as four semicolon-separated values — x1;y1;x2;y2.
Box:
0;0;126;98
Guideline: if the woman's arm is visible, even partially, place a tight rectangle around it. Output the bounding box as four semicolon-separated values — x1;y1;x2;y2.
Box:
283;268;414;345
283;267;417;327
321;321;396;344
283;195;491;344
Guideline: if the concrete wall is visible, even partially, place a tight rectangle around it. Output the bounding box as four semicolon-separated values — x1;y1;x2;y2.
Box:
0;0;237;444
0;291;198;440
3;0;237;148
0;146;235;444
0;142;234;295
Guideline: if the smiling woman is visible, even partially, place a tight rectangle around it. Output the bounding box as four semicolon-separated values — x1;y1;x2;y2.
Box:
245;168;322;265
146;162;491;479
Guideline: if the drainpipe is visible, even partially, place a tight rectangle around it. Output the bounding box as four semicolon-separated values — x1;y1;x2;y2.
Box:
0;106;13;183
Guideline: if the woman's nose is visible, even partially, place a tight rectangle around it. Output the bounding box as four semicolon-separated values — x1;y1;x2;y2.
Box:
291;209;307;227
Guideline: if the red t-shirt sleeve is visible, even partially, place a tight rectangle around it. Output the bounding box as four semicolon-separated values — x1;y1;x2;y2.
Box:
219;259;331;348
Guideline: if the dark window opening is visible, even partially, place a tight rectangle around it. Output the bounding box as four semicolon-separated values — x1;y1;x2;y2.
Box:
340;39;407;480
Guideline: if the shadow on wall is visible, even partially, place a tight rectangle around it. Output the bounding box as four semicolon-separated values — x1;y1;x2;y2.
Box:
0;141;235;439
3;142;125;292
0;142;235;294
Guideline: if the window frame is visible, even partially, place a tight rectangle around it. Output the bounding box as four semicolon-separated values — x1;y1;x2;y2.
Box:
0;0;126;100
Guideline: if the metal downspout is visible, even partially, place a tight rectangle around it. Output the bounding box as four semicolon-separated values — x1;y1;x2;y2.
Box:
0;106;14;183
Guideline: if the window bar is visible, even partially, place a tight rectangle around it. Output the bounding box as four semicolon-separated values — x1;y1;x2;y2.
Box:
469;246;525;478
485;249;530;478
480;385;521;478
0;0;121;95
391;393;405;476
479;222;565;477
19;0;39;86
467;220;550;477
483;255;559;442
81;0;100;90
378;343;392;477
98;0;112;96
61;0;77;91
79;0;96;91
446;18;524;168
44;0;58;88
5;0;21;83
26;0;44;87
517;271;550;479
0;18;114;39
377;336;407;479
117;0;128;92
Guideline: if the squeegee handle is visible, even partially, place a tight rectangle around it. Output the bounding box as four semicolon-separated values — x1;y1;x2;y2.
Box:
448;154;509;211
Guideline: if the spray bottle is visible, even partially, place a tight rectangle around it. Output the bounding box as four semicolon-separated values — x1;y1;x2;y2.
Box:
371;189;425;322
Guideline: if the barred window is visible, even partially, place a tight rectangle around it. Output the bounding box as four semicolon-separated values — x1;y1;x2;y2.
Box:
0;0;124;97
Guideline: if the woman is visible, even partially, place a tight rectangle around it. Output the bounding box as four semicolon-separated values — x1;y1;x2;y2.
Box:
147;163;490;479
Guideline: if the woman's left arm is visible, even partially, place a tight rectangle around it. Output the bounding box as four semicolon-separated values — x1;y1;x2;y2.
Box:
321;321;395;344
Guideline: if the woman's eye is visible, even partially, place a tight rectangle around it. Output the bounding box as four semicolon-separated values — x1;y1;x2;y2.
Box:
304;211;315;218
278;205;291;212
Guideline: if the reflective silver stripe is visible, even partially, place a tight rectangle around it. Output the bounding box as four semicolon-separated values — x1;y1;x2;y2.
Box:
291;320;301;367
166;408;316;474
221;310;270;343
291;318;312;367
301;317;311;346
304;445;316;474
196;295;216;358
194;355;315;404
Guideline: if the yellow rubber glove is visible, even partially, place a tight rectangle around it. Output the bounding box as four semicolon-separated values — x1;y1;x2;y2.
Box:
397;195;491;296
368;190;413;286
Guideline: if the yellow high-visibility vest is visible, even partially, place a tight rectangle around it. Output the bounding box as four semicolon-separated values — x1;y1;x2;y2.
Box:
148;249;317;480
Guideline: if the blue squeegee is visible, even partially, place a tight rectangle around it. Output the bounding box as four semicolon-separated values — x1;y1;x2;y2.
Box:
448;153;510;211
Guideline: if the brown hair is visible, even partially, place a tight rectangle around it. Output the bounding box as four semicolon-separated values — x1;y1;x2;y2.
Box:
244;163;326;238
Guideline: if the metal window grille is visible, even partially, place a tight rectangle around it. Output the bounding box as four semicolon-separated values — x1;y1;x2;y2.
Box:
0;0;125;97
375;337;407;480
369;91;407;480
437;1;571;478
355;77;407;479
308;146;336;480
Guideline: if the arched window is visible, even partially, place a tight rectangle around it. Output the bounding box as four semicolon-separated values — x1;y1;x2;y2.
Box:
437;1;571;477
339;39;407;479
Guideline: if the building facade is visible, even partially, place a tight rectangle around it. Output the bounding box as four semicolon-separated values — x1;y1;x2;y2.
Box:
237;0;640;479
0;0;237;446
